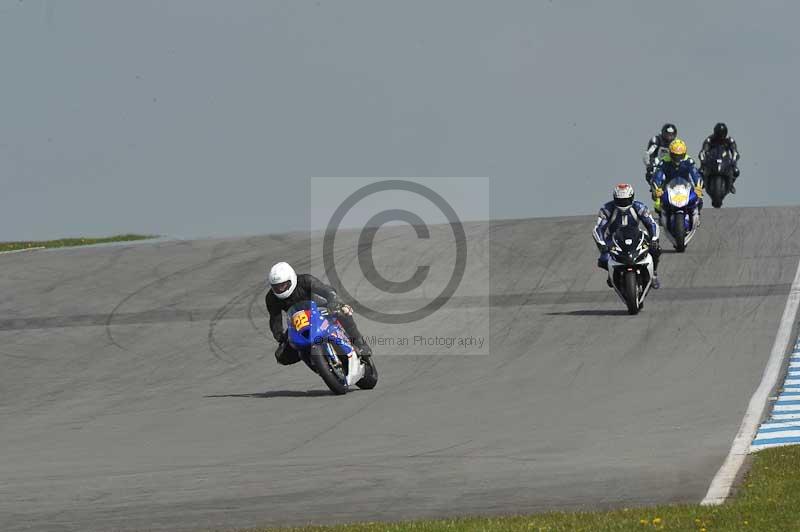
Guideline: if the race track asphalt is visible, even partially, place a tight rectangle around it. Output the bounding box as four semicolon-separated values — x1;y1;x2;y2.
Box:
1;206;799;531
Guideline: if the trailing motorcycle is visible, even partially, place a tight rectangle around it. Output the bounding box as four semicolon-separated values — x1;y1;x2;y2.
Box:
607;225;655;315
701;145;735;208
286;300;378;395
644;148;668;184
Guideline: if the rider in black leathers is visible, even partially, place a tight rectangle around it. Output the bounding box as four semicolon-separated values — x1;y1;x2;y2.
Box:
698;122;740;194
266;263;372;365
643;123;678;183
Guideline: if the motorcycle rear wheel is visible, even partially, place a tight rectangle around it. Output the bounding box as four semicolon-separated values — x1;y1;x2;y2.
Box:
356;357;379;390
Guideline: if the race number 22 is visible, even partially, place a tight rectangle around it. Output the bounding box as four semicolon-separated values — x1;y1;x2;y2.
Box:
292;311;310;330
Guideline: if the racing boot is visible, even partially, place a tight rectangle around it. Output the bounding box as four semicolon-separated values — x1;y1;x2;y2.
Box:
730;168;739;194
352;336;373;359
651;273;661;289
651;184;663;214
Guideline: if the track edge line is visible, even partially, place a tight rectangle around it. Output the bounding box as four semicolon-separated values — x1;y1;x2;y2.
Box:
701;257;800;505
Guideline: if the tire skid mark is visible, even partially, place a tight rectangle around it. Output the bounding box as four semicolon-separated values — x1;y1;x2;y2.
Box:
104;243;254;351
406;439;474;458
40;245;132;295
207;279;265;364
205;239;311;363
0;349;49;369
104;261;205;351
246;287;270;343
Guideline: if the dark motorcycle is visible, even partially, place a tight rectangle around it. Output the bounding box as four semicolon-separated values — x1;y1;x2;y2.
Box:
701;145;735;208
644;149;668;185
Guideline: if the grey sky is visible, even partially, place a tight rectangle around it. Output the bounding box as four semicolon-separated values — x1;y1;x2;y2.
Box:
1;0;797;241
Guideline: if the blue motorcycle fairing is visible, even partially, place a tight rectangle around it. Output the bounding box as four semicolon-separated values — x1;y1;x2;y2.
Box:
287;300;353;356
662;177;700;233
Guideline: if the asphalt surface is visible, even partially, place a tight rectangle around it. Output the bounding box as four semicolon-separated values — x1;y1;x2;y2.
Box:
1;207;799;532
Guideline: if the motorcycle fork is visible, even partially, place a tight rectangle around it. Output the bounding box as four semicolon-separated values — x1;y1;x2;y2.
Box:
325;342;343;367
623;266;647;288
669;210;688;231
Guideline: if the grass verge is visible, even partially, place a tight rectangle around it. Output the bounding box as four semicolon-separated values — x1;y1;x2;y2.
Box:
243;446;800;532
0;234;157;253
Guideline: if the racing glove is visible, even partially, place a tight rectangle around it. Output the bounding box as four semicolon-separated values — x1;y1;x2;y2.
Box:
328;296;353;316
331;302;354;316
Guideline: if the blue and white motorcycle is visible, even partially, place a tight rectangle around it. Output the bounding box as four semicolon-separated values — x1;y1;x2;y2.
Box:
607;225;655;315
286;300;378;395
660;177;701;252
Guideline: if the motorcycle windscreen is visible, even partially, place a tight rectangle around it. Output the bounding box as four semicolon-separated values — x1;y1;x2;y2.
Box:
666;178;692;208
705;146;732;174
612;226;648;263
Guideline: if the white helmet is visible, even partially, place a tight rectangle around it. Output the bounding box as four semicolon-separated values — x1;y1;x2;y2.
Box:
612;183;635;211
268;261;297;300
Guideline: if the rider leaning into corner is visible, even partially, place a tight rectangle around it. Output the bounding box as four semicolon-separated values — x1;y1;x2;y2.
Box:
643;123;678;183
698;122;740;194
266;262;373;366
593;183;662;289
650;138;704;214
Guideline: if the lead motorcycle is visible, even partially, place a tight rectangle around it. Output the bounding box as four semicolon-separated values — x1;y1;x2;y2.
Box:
607;225;655;315
701;145;735;208
660;177;701;252
286;300;378;395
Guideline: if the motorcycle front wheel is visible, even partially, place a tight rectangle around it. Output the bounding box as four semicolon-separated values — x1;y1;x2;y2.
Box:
706;175;726;208
673;213;687;252
624;270;640;315
310;343;348;395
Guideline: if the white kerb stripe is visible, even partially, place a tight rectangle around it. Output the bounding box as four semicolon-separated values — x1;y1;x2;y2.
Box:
772;404;800;412
755;429;800;438
701;257;800;505
757;421;800;429
750;441;800;450
770;413;800;420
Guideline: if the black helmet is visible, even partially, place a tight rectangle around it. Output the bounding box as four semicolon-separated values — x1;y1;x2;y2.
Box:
713;122;728;139
661;123;677;144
